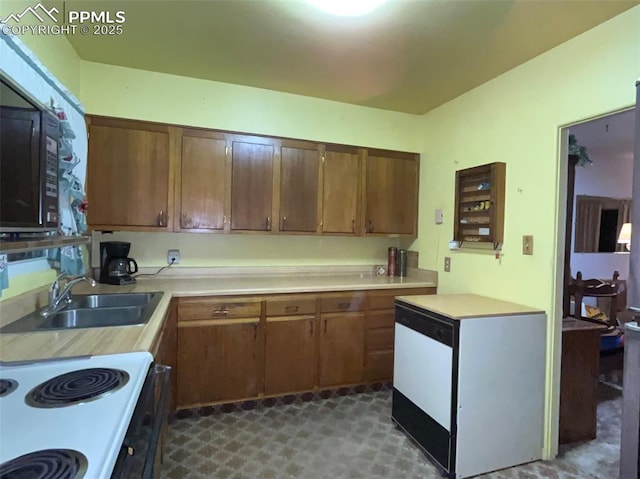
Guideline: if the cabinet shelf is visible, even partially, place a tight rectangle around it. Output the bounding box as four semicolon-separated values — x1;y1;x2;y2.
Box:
454;162;505;247
0;235;91;254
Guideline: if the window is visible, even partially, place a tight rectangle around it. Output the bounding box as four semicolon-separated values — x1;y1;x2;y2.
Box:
574;195;631;253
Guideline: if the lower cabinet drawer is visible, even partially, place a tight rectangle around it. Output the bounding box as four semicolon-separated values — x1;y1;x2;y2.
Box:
367;310;394;329
178;297;261;320
320;294;366;313
266;298;317;317
367;327;394;350
366;350;394;382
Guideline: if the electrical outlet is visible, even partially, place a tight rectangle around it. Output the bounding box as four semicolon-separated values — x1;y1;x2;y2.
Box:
523;235;534;256
444;256;451;272
167;249;180;265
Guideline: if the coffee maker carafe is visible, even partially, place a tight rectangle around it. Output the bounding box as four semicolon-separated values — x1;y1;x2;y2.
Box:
99;241;138;285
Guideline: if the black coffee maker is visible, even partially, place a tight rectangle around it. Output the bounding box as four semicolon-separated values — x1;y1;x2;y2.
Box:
99;241;138;285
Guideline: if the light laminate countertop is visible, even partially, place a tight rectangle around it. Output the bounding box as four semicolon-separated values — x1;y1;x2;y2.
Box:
396;293;544;320
0;272;435;362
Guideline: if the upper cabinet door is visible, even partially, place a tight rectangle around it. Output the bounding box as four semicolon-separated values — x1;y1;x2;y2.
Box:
364;150;419;236
230;136;275;231
322;147;360;234
279;141;321;233
178;130;227;231
87;117;173;230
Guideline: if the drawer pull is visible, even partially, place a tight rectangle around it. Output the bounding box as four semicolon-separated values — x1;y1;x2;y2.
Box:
285;305;299;313
309;319;314;335
338;302;351;310
212;309;228;316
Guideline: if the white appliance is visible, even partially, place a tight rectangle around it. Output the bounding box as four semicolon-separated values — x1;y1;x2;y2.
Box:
392;300;546;478
0;352;153;478
620;320;640;479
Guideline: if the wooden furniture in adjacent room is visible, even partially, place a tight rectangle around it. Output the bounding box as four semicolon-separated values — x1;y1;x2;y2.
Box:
559;318;606;444
565;271;619;327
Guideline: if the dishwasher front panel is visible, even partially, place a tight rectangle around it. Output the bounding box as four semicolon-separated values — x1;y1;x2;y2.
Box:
392;388;451;472
393;322;453;430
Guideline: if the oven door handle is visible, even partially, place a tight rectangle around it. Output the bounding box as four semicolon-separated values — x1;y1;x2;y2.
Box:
142;364;171;479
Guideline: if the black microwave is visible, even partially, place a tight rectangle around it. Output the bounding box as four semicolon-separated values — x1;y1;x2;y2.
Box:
0;77;60;232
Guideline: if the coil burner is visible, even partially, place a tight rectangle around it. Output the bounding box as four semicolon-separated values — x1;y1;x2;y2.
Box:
26;368;129;408
0;449;88;479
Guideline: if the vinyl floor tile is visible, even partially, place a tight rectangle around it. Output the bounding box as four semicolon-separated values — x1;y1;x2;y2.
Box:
162;386;621;479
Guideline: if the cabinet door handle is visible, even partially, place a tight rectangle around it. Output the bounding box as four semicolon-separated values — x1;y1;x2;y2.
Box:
367;220;373;233
182;212;191;229
352;219;355;233
323;318;327;334
338;302;351;310
309;318;314;335
254;323;258;339
282;216;287;231
266;216;271;231
212;309;228;316
284;305;299;313
223;215;227;225
158;210;164;226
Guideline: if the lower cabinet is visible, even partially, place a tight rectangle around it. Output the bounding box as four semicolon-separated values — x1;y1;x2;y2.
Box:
365;310;395;382
264;316;316;395
175;287;435;409
319;313;365;386
177;318;260;407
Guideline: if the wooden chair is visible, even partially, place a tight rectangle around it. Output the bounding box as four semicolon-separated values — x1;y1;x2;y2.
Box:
567;270;619;330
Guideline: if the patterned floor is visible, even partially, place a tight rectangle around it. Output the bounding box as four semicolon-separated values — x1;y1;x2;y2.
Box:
161;385;622;479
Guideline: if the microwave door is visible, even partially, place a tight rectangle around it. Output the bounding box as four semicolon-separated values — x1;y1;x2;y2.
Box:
0;108;41;228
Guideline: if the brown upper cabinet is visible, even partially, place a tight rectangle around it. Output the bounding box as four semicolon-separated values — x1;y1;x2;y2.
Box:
364;149;419;236
86;116;419;236
230;135;276;232
86;116;175;230
278;140;321;233
176;129;227;231
322;145;361;235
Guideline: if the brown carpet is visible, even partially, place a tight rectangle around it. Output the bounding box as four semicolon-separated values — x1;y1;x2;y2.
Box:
161;384;622;478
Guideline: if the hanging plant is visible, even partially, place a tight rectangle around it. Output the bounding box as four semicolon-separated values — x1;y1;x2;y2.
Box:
568;134;591;166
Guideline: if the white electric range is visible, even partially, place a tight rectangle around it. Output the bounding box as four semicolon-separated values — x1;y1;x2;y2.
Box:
0;351;153;479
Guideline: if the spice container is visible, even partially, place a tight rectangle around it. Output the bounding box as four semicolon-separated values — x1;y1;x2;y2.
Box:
387;247;397;277
398;249;407;277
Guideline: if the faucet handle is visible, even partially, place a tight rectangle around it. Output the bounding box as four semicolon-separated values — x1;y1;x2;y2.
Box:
49;270;69;303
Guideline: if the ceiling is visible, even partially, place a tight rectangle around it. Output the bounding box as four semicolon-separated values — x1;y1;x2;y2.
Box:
571;109;636;163
49;0;637;114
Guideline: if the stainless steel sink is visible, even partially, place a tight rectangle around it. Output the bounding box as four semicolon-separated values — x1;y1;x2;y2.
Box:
70;292;156;309
0;292;163;333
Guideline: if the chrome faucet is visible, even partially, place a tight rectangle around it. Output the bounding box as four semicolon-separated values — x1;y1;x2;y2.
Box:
41;272;96;318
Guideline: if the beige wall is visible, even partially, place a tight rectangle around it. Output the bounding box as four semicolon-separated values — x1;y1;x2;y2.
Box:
80;61;421;268
409;6;639;457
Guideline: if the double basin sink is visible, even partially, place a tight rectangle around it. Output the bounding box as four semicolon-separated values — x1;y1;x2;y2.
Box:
0;292;163;333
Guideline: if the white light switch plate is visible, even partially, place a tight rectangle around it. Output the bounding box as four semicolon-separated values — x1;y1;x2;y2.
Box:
435;209;444;224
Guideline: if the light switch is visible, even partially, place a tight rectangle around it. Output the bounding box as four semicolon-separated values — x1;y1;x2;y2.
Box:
523;235;533;255
435;209;444;224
